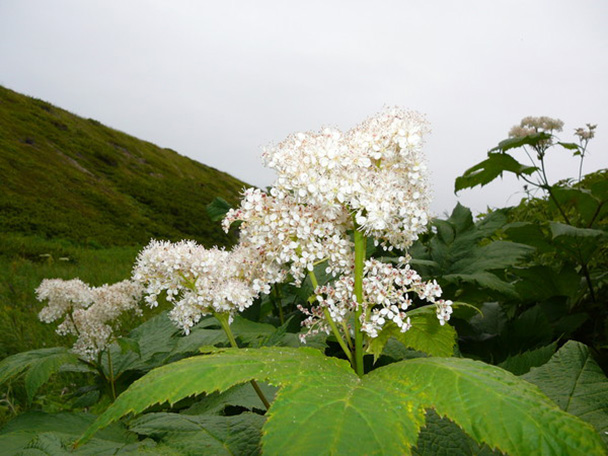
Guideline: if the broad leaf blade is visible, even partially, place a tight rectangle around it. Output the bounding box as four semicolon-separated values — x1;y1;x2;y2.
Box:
130;412;265;456
78;347;606;455
412;410;502;456
523;341;608;445
374;357;606;456
455;153;538;192
498;342;558;376
0;347;79;403
0;411;148;455
76;347;353;446
24;352;79;403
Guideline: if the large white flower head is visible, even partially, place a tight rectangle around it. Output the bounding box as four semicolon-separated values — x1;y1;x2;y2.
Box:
133;240;271;334
262;107;432;250
37;279;143;361
223;187;353;285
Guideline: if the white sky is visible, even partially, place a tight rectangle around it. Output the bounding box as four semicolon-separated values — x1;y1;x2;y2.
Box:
1;0;606;216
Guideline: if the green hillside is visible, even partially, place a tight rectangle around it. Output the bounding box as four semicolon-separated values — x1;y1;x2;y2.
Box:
0;85;246;248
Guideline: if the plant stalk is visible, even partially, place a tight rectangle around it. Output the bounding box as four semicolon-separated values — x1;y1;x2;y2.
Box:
107;349;116;401
308;270;353;365
214;312;271;410
353;221;366;377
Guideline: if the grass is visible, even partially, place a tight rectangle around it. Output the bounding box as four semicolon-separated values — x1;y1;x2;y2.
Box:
0;84;246;248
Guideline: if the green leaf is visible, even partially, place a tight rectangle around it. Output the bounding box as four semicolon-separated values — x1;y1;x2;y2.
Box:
130;412;265;456
548;222;605;263
498;342;558;375
504;222;555;253
368;307;457;361
184;382;277;415
78;347;606;455
557;142;580;151
455;153;538;192
374;357;606;456
550;186;601;226
442;271;518;296
0;348;79;403
206;197;232;222
0;411;150;455
107;311;180;375
489;132;553;153
523;341;608;446
412;410;501;456
116;337;141;357
513;265;581;301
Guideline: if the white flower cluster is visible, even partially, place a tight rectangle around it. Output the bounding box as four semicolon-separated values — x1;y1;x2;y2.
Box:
223;187;353;285
299;258;453;340
262;107;432;250
574;123;597;141
133;240;271;333
509;116;564;138
36;279;143;361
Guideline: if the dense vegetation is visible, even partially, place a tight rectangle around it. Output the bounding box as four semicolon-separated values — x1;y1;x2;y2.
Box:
0;105;606;455
0;85;246;248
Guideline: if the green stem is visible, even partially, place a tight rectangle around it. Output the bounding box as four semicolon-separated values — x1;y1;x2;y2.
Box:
323;308;354;365
353;220;366;377
308;270;353;365
214;312;271;410
107;349;116;401
341;320;354;350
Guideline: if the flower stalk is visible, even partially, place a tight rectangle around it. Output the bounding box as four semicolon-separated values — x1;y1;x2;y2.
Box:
214;312;271;410
353;222;366;377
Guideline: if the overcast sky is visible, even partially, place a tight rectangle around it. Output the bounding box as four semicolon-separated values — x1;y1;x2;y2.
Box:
1;0;606;216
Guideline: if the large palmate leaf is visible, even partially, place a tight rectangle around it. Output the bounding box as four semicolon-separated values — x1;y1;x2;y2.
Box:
523;341;608;445
77;347;606;455
454;152;538;192
0;347;79;402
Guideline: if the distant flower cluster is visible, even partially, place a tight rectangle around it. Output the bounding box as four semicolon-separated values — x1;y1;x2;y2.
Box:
574;123;597;141
36;279;143;360
509;116;564;137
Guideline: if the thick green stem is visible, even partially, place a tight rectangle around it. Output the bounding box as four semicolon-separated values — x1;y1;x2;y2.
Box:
308;270;353;365
214;312;271;410
353;222;366;377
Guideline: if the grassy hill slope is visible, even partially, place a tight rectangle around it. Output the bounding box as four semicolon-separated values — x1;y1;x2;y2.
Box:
0;85;246;248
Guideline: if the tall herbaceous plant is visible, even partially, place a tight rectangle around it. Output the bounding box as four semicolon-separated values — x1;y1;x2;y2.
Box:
63;109;607;454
